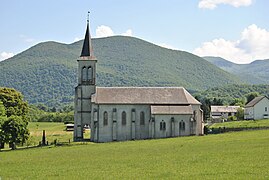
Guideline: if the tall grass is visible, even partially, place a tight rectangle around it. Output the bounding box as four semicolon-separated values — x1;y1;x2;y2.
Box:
210;119;269;129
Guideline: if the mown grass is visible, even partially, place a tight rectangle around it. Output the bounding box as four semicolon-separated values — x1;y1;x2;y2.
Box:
1;130;269;179
210;119;269;129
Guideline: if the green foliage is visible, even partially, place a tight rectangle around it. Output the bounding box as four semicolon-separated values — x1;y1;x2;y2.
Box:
0;37;242;107
245;92;260;104
228;116;237;121
0;87;29;117
1;130;269;179
1;116;29;148
0;101;6;116
0;87;30;149
195;84;269;106
37;112;73;123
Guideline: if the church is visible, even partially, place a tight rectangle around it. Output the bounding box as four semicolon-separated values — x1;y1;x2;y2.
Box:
74;20;204;143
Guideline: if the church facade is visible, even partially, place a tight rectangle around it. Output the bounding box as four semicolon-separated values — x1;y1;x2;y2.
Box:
74;21;204;143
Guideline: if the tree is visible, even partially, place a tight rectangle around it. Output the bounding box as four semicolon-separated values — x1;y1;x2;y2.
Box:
1;116;29;149
0;87;30;149
0;101;7;148
236;107;244;120
231;98;246;107
0;87;29;117
245;92;260;104
0;101;6;116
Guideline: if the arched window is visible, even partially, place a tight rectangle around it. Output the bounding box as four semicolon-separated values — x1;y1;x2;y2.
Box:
103;111;108;126
122;111;126;125
179;121;185;131
87;66;92;81
160;120;166;131
140;111;145;125
82;66;87;81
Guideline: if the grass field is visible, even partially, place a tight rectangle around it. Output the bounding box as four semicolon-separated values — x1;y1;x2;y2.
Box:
210;119;269;129
27;122;74;146
1;129;269;179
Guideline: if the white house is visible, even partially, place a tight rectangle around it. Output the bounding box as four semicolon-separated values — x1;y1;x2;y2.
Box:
244;96;269;120
211;106;240;122
73;19;204;143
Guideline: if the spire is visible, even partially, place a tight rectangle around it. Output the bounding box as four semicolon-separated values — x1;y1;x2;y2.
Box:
80;12;94;58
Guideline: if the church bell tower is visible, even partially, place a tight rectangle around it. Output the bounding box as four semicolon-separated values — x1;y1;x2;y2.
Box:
74;14;97;141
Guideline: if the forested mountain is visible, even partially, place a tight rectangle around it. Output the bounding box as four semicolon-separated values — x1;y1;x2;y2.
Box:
203;56;269;84
0;36;242;106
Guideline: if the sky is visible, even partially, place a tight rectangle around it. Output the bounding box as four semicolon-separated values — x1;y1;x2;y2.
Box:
0;0;269;64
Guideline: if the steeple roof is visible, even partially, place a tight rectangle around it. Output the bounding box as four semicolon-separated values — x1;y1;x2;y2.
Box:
80;21;95;59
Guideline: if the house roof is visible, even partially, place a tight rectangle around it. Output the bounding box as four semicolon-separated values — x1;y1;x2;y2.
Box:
91;87;201;105
245;96;268;107
211;106;240;113
151;105;193;115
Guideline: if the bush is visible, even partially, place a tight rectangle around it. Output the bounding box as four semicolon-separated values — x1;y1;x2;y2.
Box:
228;116;237;121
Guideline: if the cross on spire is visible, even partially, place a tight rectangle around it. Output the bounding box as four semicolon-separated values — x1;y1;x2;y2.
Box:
87;11;90;23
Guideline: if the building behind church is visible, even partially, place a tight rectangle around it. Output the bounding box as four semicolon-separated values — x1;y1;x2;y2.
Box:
74;20;204;143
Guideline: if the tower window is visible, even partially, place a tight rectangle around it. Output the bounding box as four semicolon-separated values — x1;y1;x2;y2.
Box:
122;111;126;126
103;111;108;126
87;66;92;81
140;111;145;125
82;66;87;81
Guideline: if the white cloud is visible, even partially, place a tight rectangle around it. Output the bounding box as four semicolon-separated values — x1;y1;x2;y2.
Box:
157;43;179;50
193;24;269;64
198;0;252;9
96;25;114;38
95;25;133;38
121;29;133;36
0;52;14;61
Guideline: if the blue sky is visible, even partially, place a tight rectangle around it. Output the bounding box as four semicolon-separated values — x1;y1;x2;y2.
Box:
0;0;268;64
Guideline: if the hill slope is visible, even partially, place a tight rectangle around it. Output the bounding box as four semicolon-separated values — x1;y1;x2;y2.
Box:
0;36;242;106
203;56;269;84
194;84;269;105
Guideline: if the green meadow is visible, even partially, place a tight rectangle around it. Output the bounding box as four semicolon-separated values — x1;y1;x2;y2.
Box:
1;129;269;179
27;122;74;146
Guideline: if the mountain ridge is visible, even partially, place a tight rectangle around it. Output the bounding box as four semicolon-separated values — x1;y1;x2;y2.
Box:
0;36;243;106
203;56;269;84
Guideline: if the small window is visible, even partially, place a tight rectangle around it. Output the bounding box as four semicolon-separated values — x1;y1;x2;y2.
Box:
265;107;268;112
163;122;166;130
122;111;126;125
82;66;87;81
179;121;185;131
103;111;108;126
140;111;145;125
160;120;166;131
